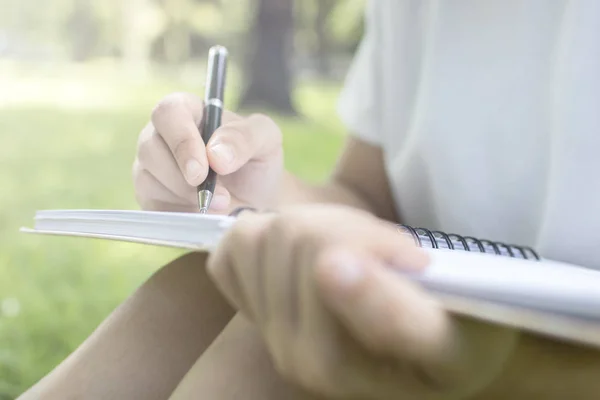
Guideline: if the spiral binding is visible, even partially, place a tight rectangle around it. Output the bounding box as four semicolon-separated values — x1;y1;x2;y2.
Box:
398;225;540;261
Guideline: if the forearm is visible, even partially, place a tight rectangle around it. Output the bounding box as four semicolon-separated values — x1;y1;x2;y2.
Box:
276;171;377;214
272;137;399;222
276;170;401;224
475;332;600;399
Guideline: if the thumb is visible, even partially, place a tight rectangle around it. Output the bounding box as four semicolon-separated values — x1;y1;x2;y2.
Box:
314;247;455;365
206;113;282;175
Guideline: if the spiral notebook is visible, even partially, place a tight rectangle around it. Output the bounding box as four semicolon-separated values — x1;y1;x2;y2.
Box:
21;209;600;349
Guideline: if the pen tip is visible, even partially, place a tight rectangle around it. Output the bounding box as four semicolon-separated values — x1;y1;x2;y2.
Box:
210;45;228;57
198;190;212;214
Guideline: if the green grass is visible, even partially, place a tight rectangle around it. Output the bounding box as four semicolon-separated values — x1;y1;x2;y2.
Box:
0;64;345;399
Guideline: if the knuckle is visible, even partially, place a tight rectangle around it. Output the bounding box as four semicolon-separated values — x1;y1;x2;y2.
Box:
249;112;274;127
225;215;266;250
250;113;282;141
221;226;246;252
136;130;157;165
132;170;152;208
132;164;148;190
215;125;246;148
265;214;289;236
136;121;154;147
171;137;196;161
264;214;310;247
151;93;186;121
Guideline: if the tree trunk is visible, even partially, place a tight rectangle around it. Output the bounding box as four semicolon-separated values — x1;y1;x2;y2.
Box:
121;0;153;78
238;0;298;115
314;0;335;77
66;0;100;61
162;0;192;65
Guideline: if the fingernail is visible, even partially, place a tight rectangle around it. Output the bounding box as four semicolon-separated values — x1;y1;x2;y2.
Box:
329;252;364;289
186;159;202;182
209;143;234;165
210;194;229;210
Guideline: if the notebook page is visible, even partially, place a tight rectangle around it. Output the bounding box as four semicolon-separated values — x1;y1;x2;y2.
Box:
27;210;236;248
410;248;600;320
20;227;208;250
34;209;236;227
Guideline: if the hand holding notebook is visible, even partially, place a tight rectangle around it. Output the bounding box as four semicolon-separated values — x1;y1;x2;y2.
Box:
21;205;600;350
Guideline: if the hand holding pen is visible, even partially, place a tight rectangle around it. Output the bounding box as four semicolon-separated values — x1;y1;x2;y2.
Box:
133;46;285;215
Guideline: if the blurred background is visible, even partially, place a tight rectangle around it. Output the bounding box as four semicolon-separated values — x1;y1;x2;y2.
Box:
0;0;365;397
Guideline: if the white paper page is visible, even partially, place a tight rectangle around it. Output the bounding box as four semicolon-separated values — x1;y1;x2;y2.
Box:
409;248;600;320
25;209;236;249
20;227;209;250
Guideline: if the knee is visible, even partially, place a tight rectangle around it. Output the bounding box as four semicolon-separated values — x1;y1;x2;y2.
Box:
150;252;210;284
142;251;231;312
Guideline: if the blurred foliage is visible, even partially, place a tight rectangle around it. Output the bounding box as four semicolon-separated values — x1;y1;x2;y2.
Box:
1;0;366;112
0;0;365;70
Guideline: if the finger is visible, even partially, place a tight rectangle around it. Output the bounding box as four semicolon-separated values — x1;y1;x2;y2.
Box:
285;207;429;271
355;220;430;271
151;93;243;186
150;93;207;185
316;248;520;394
207;212;269;321
134;152;230;212
137;122;197;202
133;167;197;212
263;217;301;333
206;249;244;313
230;212;273;324
314;247;454;364
294;241;362;397
205;233;248;314
206;113;282;175
209;184;231;212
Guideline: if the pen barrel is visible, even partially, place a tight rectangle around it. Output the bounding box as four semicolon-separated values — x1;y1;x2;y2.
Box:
197;103;222;193
200;103;223;143
205;46;228;102
199;169;217;193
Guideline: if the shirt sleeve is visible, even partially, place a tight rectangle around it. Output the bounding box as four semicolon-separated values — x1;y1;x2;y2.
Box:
336;1;382;145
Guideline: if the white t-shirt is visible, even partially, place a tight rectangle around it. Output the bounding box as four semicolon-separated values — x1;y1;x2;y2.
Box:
337;0;600;269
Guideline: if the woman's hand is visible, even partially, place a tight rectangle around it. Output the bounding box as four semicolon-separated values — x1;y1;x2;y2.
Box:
133;92;284;214
207;205;519;400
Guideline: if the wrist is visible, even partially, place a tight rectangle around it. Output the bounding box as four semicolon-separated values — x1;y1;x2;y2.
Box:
276;172;378;214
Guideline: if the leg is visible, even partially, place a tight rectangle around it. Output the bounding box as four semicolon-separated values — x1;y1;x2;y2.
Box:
18;252;235;400
168;313;326;400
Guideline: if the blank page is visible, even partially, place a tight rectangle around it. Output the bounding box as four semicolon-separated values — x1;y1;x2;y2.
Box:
27;209;236;249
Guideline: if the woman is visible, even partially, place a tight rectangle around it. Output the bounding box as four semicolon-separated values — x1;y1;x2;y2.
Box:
19;1;600;399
